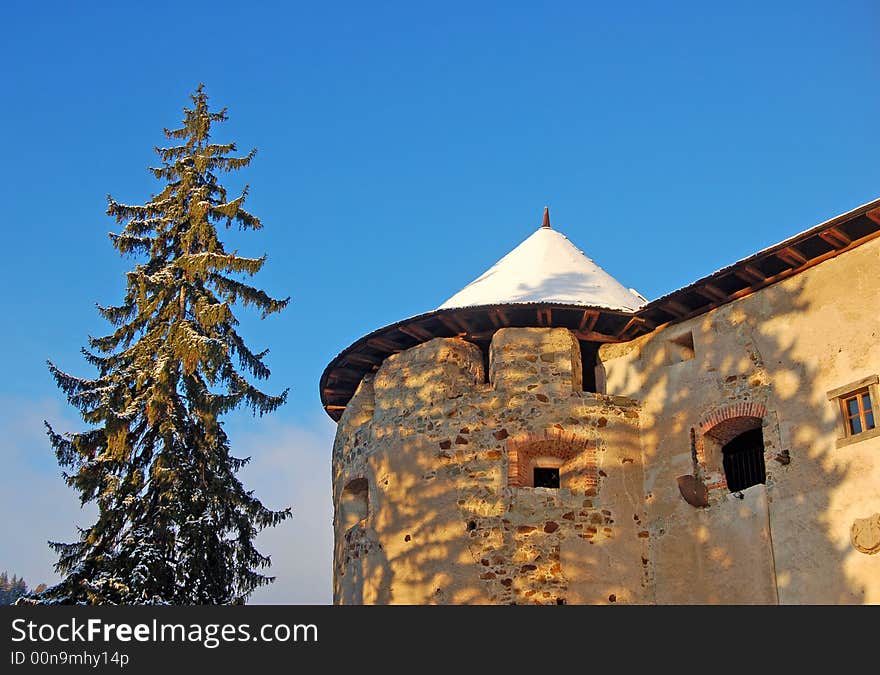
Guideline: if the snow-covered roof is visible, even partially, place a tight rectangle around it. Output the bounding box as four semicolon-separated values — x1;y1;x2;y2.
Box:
438;213;646;312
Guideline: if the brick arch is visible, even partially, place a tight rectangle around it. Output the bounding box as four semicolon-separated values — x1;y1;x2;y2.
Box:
506;428;597;488
698;402;767;435
694;402;769;491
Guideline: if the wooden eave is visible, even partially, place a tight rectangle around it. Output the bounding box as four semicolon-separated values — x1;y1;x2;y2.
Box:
638;198;880;331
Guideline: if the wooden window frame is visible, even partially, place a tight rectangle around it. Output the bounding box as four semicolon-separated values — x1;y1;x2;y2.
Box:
841;389;874;435
827;375;880;448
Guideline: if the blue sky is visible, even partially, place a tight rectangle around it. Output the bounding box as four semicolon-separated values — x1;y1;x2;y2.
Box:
1;1;878;603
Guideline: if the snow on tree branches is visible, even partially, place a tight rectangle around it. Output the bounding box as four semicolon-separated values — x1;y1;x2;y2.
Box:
35;85;290;605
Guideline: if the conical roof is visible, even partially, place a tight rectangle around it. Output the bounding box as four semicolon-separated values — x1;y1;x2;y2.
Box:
439;211;646;312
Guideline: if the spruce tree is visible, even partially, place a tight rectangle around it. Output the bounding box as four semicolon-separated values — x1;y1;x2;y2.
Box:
1;573;30;605
36;85;290;605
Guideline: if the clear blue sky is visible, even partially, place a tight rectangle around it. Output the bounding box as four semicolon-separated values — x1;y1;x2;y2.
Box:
1;1;878;602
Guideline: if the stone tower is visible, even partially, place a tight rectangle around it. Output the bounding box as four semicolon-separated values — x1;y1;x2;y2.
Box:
323;209;652;604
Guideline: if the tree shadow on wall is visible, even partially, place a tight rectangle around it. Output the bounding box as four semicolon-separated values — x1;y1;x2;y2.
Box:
617;274;871;604
333;336;622;605
333;267;875;604
332;349;499;605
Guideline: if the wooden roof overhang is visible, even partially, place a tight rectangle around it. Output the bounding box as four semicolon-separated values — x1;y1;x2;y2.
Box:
321;198;880;421
632;198;880;338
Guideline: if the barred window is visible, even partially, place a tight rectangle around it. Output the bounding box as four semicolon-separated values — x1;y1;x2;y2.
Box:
722;427;766;493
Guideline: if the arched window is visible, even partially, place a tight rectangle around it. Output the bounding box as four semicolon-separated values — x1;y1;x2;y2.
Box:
339;477;369;530
696;403;769;493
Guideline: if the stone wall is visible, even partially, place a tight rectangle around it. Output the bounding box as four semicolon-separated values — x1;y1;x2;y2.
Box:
600;235;880;603
333;328;649;604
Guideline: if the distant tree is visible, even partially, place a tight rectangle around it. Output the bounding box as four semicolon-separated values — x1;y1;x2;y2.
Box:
34;85;290;605
1;572;33;605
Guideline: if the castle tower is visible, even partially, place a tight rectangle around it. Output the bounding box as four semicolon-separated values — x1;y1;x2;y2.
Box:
321;209;653;604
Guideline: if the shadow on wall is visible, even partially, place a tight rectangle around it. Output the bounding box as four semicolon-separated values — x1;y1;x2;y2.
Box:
331;326;654;605
331;248;879;604
332;338;488;604
605;269;875;604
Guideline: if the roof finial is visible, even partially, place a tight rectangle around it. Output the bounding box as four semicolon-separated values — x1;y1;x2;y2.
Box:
542;206;550;229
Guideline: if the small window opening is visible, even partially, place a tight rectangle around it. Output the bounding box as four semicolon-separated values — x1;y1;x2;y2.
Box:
480;341;491;384
579;341;600;393
722;427;766;493
339;477;369;530
666;332;695;365
842;389;875;436
533;467;560;489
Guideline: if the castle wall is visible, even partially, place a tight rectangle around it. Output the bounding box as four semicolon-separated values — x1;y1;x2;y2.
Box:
332;328;649;604
601;235;880;603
